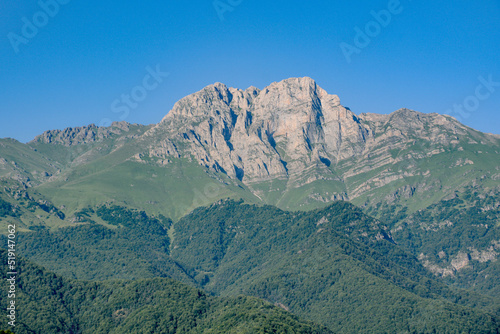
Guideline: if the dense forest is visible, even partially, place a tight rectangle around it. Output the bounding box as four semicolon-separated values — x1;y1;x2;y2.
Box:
171;200;500;333
5;201;500;333
0;249;331;333
13;205;189;282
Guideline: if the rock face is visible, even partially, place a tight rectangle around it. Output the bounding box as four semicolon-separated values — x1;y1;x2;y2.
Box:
144;77;370;185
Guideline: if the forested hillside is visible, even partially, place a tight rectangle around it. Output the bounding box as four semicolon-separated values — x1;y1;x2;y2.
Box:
391;186;500;298
0;249;332;334
7;201;500;333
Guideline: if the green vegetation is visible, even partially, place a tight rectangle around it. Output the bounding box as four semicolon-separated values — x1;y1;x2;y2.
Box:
10;201;500;333
0;249;330;334
170;200;500;333
392;187;500;299
0;198;14;218
0;179;70;233
12;205;190;282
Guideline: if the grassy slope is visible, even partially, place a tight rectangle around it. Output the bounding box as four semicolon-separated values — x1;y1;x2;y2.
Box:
347;136;500;212
0;138;61;182
37;158;260;220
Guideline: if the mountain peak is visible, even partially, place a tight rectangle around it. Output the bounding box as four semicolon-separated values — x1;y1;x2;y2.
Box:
161;77;333;123
205;82;229;91
148;77;366;183
273;76;317;86
263;76;329;99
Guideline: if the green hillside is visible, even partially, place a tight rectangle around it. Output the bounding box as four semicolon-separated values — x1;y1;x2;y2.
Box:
8;201;500;333
391;186;500;298
0;250;331;334
170;201;500;333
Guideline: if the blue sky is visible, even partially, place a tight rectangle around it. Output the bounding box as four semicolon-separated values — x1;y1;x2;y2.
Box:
1;0;499;142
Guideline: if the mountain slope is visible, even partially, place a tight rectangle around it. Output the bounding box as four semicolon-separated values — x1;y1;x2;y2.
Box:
10;201;500;333
0;249;331;334
392;186;500;297
1;76;499;316
170;200;500;333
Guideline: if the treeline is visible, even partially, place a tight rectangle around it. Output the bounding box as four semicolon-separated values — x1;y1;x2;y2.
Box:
95;204;172;230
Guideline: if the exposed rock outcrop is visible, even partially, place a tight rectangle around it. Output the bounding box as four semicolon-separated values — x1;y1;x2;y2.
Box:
32;121;137;146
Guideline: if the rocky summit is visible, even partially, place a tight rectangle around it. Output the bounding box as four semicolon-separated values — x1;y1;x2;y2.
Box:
145;77;367;183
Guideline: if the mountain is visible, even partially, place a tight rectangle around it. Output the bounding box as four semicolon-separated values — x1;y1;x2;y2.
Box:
1;77;498;220
1;77;500;331
0;249;332;334
1;77;498;273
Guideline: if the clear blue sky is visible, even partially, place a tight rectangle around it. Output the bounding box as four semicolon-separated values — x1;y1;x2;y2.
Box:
1;0;499;142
